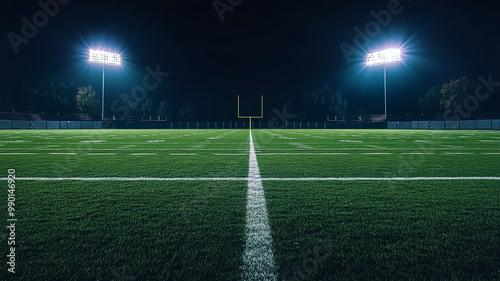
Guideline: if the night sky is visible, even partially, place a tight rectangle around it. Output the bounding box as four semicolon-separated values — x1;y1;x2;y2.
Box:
2;0;500;120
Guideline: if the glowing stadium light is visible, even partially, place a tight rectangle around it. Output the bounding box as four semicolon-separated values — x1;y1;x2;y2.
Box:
366;48;402;121
366;48;401;66
89;49;121;65
88;48;122;122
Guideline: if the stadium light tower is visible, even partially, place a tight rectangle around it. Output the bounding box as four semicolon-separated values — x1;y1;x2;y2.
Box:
366;48;401;120
89;49;121;121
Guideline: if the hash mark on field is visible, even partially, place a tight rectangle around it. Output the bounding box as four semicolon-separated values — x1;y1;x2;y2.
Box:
243;131;277;281
0;153;36;155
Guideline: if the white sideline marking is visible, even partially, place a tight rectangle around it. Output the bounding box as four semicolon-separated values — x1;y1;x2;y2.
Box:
242;131;277;281
361;153;392;155
444;153;473;155
170;153;197;156
213;153;248;155
87;153;116;156
50;153;77;155
130;153;157;156
401;153;434;155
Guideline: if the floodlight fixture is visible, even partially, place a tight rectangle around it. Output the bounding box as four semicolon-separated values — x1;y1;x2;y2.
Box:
88;49;122;122
89;49;121;66
366;48;401;66
366;48;402;120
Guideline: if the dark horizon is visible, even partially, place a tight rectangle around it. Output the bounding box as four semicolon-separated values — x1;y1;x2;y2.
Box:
2;0;500;121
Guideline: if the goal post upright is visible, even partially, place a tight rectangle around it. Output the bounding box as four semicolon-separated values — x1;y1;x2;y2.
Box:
237;95;263;130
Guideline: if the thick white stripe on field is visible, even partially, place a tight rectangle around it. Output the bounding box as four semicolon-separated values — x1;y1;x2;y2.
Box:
242;131;277;281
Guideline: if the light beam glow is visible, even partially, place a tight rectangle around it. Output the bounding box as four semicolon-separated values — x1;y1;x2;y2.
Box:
89;49;121;66
366;48;401;66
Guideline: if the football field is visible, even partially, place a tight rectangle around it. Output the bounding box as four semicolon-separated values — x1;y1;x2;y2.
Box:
1;129;500;280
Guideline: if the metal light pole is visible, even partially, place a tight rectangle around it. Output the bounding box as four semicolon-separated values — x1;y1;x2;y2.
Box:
367;48;401;121
384;64;387;120
89;49;121;122
102;66;105;121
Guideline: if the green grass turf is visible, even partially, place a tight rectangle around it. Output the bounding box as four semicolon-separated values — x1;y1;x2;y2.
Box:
0;129;249;177
1;180;247;281
253;129;500;178
265;180;500;281
0;129;499;280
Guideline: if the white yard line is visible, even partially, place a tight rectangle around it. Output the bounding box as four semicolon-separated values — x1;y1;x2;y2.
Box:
242;131;277;281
